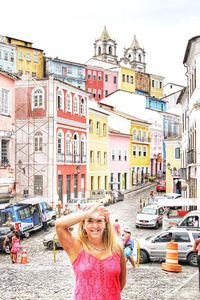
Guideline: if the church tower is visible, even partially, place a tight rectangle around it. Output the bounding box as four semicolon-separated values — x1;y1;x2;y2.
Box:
122;35;146;72
93;26;118;64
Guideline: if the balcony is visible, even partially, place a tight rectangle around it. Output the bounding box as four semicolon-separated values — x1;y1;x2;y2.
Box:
187;149;196;164
80;154;87;163
66;154;73;163
132;136;151;143
57;153;64;163
74;154;80;163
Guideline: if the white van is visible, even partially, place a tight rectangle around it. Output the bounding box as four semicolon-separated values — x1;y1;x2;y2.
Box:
177;210;200;228
136;205;165;229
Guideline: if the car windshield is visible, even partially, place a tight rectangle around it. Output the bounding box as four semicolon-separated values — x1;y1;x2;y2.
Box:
142;207;157;215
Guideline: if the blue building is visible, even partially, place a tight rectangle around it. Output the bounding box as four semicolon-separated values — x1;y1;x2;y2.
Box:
146;96;166;112
0;41;16;73
45;57;86;90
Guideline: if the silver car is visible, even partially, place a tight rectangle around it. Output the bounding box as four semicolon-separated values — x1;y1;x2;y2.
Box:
138;228;199;266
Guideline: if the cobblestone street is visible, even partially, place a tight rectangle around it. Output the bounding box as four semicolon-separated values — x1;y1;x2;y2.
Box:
0;186;198;300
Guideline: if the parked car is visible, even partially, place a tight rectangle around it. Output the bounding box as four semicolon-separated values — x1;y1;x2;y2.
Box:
0;226;13;254
178;210;200;228
156;180;166;192
136;205;165;229
43;227;75;250
138;228;199;266
163;193;182;199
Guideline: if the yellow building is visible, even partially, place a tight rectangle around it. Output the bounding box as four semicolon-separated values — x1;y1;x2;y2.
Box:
88;107;109;194
130;118;151;186
165;138;181;194
118;66;135;93
149;74;164;99
4;36;44;78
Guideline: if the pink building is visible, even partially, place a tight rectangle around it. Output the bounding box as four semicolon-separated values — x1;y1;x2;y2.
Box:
104;69;118;97
108;129;130;191
0;71;17;201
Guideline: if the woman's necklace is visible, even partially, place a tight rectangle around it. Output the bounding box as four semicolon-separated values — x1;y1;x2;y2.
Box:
88;242;106;252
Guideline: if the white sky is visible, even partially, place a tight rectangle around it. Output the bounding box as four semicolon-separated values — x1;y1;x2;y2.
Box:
2;0;200;85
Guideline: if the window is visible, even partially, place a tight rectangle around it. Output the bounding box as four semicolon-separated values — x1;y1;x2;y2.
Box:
80;98;85;115
0;88;10;115
143;146;147;157
175;147;180;159
67;67;72;74
32;88;44;108
62;67;68;76
133;145;137;156
10;53;14;62
105;74;108;82
93;89;96;98
160;81;162;89
34;52;39;63
149;100;152;108
93;71;96;80
74;174;78;198
111;148;116;160
144;131;148;142
1;140;9;165
97;151;101;164
113;76;117;84
138;130;142;142
103;152;107;164
57;89;63;110
126;75;129;83
26;53;31;61
130;76;133;84
103;123;107;136
88;70;91;79
18;52;23;60
73;94;79;114
80;134;86;163
109;46;112;55
78;68;82;76
124;150;127;161
98;89;101;99
66;92;72;112
98;47;101;55
57;131;64;154
152;80;155;88
90;151;94;163
173;232;190;243
122;74;125;82
96;121;100;135
118;150;122;161
4;52;8;61
66;132;72;162
34;131;43;151
133;129;137;140
34;175;43;195
138;146;142;156
105;90;108;97
98;72;102;80
89;119;93;133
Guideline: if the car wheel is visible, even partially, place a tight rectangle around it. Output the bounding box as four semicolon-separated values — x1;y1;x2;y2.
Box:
188;252;198;267
155;222;159;229
136;225;139;228
23;232;30;238
140;249;149;264
47;241;57;251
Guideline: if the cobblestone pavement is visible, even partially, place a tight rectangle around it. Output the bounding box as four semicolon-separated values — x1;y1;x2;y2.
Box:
0;185;198;300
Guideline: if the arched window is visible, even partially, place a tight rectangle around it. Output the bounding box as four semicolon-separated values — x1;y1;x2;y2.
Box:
34;131;43;151
80;134;86;163
66;132;72;163
32;88;44;108
109;46;112;55
57;130;64;162
138;54;142;62
66;92;72;112
57;89;63;110
73;94;79;114
98;47;101;55
73;133;79;163
80;98;86;115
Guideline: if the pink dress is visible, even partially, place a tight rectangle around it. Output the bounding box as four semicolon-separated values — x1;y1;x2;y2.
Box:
72;249;121;300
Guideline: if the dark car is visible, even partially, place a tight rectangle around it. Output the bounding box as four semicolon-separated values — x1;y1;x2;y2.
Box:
0;226;13;254
116;191;125;202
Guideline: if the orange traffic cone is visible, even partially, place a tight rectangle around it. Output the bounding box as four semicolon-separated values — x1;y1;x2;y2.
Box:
162;242;182;273
21;249;28;264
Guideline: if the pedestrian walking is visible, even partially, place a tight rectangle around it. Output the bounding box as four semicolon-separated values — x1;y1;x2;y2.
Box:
56;203;126;300
193;235;200;290
10;231;20;263
122;226;135;270
148;190;155;204
113;219;121;237
41;209;48;232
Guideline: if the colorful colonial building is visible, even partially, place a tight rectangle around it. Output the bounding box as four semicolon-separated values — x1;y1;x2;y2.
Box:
15;75;88;206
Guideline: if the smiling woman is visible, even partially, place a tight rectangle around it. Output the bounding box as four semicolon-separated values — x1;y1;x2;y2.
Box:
55;203;126;300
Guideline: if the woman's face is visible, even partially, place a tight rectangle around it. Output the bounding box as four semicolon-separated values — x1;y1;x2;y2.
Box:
84;217;106;240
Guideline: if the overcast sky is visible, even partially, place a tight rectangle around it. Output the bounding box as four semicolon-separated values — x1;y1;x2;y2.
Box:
2;0;200;85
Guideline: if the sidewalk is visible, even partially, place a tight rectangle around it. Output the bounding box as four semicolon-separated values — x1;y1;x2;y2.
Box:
124;182;156;195
163;271;199;299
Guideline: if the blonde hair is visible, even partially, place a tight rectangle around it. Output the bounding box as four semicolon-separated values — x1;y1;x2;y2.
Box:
77;218;121;255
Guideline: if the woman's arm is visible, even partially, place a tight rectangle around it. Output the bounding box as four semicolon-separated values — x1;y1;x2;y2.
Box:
119;248;126;291
55;203;102;260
